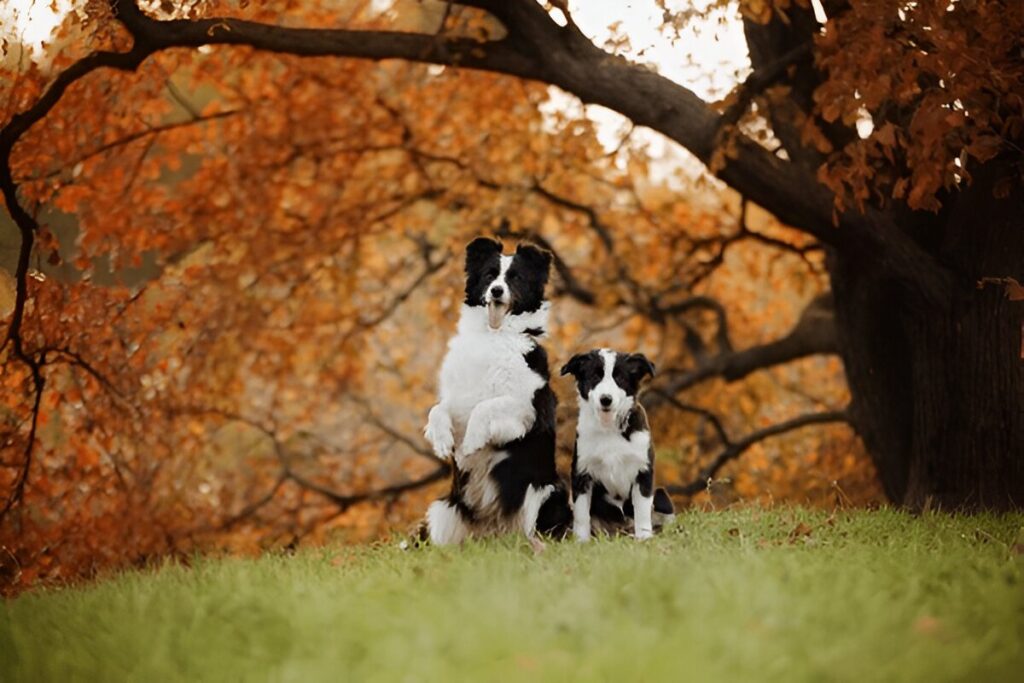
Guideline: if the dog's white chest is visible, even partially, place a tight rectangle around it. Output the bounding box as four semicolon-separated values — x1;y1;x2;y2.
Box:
577;428;650;500
440;328;541;426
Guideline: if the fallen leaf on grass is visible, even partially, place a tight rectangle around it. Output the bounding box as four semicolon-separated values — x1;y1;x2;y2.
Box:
788;522;813;543
912;615;944;637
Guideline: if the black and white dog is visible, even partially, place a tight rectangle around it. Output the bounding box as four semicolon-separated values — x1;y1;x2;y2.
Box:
561;348;674;541
423;237;571;545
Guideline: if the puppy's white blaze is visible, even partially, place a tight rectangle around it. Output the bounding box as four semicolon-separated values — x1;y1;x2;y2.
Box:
585;348;633;428
521;483;555;537
573;488;592;542
631;485;654;540
426;500;469;545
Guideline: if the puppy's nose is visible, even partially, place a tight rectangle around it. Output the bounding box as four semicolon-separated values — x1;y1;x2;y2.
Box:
599;395;612;408
490;285;505;299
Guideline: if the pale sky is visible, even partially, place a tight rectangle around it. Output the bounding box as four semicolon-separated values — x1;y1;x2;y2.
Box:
1;0;71;52
552;0;750;181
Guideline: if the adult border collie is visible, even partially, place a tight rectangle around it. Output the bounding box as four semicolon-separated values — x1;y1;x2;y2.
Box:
561;348;674;541
423;237;571;545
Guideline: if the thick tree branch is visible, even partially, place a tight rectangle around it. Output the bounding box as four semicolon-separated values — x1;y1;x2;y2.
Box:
107;0;948;289
717;41;812;137
0;0;948;367
652;292;838;402
0;353;45;520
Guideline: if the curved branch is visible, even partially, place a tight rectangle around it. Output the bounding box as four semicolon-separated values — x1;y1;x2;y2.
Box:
653;291;837;401
667;409;850;496
0;353;45;520
287;466;448;511
173;406;449;518
109;0;950;289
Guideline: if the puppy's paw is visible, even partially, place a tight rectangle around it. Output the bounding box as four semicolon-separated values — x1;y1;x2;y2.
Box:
635;528;654;541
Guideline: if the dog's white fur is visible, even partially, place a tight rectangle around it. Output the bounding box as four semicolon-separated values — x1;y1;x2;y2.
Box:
573;349;655;541
424;301;549;463
423;301;552;543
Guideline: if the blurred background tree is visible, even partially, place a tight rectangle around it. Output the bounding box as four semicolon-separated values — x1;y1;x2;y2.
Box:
2;0;1019;591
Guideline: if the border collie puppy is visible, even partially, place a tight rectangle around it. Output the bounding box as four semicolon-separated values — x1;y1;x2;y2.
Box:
423;237;571;545
561;348;674;541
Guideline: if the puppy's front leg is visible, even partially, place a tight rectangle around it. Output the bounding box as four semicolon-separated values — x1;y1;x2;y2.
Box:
573;484;593;542
424;403;455;460
572;454;593;542
631;469;655;540
459;396;534;457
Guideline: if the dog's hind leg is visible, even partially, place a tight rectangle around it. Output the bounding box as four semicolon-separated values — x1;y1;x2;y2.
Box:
426;499;470;545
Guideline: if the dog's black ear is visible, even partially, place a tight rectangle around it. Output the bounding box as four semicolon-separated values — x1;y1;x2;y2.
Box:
465;237;503;273
560;353;588;378
626;353;656;381
515;243;552;275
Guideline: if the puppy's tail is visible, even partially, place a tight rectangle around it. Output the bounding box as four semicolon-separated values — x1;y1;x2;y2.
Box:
653;487;674;515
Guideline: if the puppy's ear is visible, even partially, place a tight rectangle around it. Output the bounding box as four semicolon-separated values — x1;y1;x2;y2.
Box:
627;353;656;381
560;353;588;378
465;237;502;273
515;243;552;276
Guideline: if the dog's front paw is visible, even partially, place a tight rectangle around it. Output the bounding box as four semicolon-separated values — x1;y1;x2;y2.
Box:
458;427;487;459
635;528;654;541
428;430;454;460
424;408;455;460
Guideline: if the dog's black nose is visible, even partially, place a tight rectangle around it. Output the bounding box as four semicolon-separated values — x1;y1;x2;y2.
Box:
599;395;612;408
490;285;504;299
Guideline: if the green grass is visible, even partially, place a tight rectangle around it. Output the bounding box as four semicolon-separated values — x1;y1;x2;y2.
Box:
2;509;1023;682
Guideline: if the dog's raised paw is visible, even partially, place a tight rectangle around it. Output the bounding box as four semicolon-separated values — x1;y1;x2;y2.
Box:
424;425;454;460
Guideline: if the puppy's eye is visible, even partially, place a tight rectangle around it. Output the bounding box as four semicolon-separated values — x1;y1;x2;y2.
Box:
508;271;519;281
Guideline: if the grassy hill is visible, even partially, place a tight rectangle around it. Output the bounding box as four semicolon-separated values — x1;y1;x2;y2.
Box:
2;508;1022;682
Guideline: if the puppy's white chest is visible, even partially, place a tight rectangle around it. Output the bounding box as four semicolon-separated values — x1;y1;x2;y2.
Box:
577;429;650;499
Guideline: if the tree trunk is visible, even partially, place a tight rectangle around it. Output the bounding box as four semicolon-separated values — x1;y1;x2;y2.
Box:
831;163;1024;509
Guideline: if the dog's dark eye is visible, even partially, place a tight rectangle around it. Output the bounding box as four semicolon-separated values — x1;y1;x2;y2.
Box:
487;268;500;278
508;271;519;281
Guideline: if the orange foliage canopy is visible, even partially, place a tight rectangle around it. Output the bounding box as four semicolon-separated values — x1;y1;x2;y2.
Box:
34;0;1024;590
